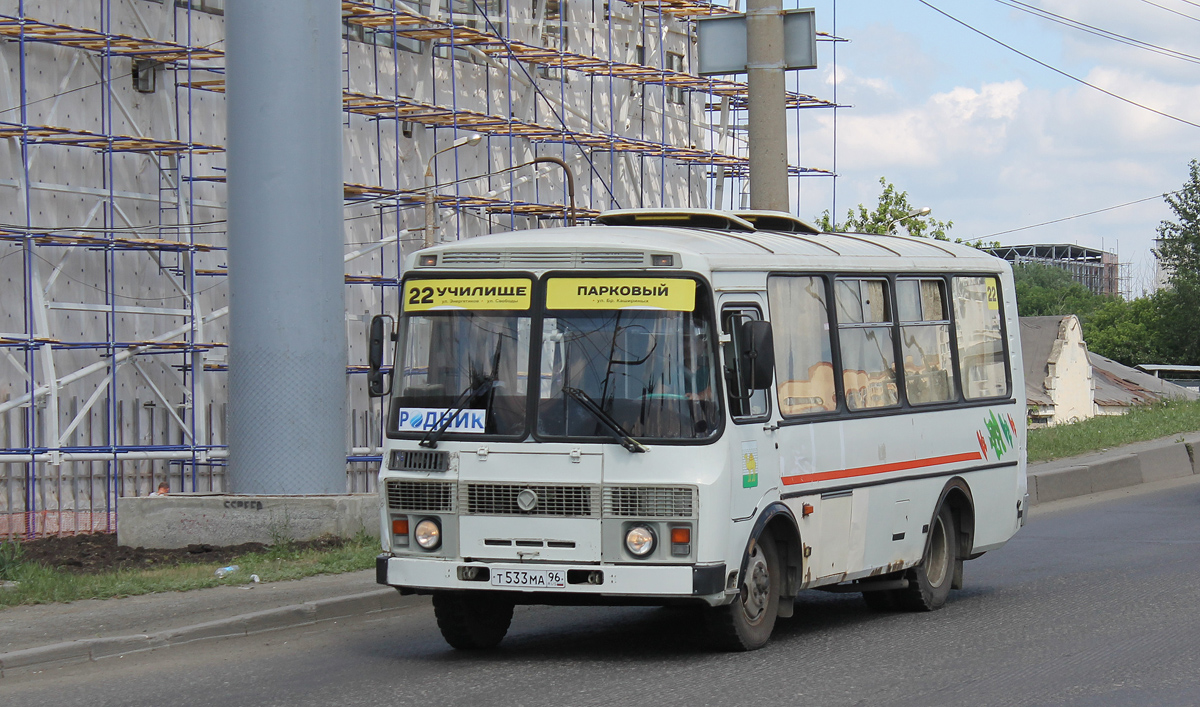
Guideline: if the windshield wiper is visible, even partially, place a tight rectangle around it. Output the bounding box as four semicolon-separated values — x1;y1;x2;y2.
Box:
562;386;648;453
419;377;495;449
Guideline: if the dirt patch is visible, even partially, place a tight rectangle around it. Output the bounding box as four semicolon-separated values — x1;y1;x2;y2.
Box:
12;533;350;575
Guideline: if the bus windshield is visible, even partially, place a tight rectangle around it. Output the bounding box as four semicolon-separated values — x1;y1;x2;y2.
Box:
389;311;531;438
537;286;720;442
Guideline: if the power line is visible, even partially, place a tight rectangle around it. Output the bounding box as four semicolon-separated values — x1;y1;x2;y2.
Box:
997;0;1200;64
917;1;1200;130
977;191;1178;239
1141;0;1200;23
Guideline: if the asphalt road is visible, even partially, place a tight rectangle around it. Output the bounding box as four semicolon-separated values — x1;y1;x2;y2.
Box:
7;476;1199;707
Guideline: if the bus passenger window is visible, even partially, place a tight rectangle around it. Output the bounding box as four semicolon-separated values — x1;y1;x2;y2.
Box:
835;278;898;410
721;308;769;419
953;276;1009;399
897;279;956;404
766;276;836;415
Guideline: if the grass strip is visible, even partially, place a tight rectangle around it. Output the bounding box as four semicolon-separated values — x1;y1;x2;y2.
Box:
0;532;381;608
1028;398;1200;463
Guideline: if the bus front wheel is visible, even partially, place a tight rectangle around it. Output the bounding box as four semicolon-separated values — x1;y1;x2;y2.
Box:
896;504;957;611
432;592;514;649
706;531;781;651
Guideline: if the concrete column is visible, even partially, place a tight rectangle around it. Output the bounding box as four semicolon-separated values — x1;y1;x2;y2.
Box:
226;0;347;494
746;0;788;211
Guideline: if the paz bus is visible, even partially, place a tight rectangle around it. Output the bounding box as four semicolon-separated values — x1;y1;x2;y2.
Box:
368;209;1027;651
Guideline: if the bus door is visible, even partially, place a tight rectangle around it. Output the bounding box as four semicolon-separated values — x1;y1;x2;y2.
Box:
720;300;778;521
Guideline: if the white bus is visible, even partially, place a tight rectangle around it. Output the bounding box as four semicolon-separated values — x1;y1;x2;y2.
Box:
369;209;1027;651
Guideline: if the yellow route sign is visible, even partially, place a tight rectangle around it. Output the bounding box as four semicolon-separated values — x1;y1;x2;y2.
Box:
546;278;696;311
404;278;532;311
985;278;999;311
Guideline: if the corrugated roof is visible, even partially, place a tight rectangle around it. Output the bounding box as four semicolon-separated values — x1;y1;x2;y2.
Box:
1019;316;1068;406
1090;352;1199;406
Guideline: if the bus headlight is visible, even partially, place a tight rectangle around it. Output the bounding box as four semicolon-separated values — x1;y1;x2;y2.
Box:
414;518;442;550
624;525;656;557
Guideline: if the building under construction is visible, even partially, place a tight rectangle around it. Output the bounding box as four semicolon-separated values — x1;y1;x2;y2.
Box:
986;243;1128;299
0;0;836;536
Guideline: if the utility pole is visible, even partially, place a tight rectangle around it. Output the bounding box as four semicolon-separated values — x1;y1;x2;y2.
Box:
226;0;347;494
746;0;788;212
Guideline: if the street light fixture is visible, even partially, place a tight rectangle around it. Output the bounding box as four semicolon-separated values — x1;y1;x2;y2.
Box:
424;133;484;247
886;206;931;233
531;156;576;227
481;157;578;228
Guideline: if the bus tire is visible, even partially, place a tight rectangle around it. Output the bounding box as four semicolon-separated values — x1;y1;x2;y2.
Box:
896;505;957;612
432;592;514;650
706;531;781;651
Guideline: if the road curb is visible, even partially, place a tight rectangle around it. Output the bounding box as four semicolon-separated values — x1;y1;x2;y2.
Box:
1028;438;1199;506
0;588;421;678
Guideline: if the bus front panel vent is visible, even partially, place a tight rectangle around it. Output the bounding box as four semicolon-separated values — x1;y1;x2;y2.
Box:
386;480;455;513
463;483;600;518
603;486;697;518
439;252;505;267
577;251;646;266
389;449;450;472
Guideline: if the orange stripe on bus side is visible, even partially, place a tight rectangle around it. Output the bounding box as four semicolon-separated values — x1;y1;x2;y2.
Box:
780;451;984;486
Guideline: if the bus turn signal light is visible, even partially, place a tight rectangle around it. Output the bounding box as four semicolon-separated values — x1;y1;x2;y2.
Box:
802;504;814;517
393;518;409;536
670;526;691;556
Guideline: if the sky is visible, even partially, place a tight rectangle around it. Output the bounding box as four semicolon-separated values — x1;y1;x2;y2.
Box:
784;0;1200;295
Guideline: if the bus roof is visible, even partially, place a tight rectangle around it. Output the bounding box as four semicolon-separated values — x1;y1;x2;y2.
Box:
414;220;1005;272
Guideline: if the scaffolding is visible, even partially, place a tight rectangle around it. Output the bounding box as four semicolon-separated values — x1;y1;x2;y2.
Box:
0;0;836;538
986;243;1130;299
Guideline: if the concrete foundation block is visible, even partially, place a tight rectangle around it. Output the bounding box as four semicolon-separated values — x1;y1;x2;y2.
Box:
1087;454;1142;493
117;493;381;549
1189;444;1200;475
1136;444;1193;482
1029;466;1091;504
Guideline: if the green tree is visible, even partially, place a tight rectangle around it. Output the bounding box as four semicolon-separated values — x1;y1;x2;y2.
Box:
1011;262;1110;318
1082;295;1167;367
817;177;954;240
1153;159;1200;364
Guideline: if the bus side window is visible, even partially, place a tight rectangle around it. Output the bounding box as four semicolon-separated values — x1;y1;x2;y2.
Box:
767;275;837;415
721;307;769;420
836;278;899;410
953;276;1009;399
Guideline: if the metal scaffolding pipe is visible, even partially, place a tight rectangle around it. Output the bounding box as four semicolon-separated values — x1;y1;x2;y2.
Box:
226;0;347;494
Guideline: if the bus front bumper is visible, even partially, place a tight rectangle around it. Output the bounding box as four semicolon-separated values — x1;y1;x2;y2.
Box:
377;554;726;602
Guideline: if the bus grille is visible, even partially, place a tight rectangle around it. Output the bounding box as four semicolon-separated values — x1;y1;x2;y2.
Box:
386;481;455;512
603;486;696;518
389;449;450;472
463;483;598;517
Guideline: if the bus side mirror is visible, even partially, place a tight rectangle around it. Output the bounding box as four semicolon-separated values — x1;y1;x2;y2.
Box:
739;320;774;391
368;314;395;398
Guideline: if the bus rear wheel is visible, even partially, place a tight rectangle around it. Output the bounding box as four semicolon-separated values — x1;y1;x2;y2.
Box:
432;592;514;650
896;505;957;611
706;531;781;651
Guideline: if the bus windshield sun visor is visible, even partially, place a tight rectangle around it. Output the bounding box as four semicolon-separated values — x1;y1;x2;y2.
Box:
419;376;497;449
562;386;649;453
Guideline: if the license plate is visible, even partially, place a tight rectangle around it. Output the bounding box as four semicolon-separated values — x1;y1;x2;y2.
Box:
490;569;566;588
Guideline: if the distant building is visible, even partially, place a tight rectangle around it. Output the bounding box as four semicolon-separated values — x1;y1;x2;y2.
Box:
1020;316;1196;427
988;244;1125;298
